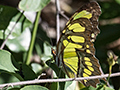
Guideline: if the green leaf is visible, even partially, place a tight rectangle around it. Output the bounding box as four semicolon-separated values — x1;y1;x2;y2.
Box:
19;0;50;12
0;50;24;81
115;0;120;4
6;27;31;52
0;5;18;30
96;85;114;90
0;73;19;84
81;86;96;90
20;85;48;90
35;43;42;56
46;60;65;90
41;42;52;61
0;50;17;73
44;42;52;56
46;60;61;77
0;12;32;52
31;63;43;74
7;87;20;90
20;63;37;80
104;87;114;90
64;81;76;90
50;82;58;90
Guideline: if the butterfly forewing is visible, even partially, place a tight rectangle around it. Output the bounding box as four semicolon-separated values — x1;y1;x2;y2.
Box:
53;1;105;87
68;1;101;40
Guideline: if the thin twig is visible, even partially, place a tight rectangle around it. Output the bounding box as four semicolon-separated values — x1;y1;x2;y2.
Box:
0;11;24;50
55;0;61;42
55;0;70;42
59;11;69;21
0;72;120;89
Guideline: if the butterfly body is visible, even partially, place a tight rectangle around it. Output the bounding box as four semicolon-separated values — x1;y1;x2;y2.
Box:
52;1;105;87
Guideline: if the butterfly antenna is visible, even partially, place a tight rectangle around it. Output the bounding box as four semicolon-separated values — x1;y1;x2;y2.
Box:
39;37;44;42
39;37;52;48
60;11;69;21
50;37;54;47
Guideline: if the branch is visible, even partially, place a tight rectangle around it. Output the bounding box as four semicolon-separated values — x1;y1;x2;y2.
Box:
59;11;69;21
55;0;70;42
55;0;61;42
0;72;120;89
0;11;23;50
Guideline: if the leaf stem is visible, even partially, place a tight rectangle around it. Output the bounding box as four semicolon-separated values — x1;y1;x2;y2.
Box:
25;11;41;65
107;65;112;82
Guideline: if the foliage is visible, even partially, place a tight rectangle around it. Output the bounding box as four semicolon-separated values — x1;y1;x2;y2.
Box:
0;0;120;90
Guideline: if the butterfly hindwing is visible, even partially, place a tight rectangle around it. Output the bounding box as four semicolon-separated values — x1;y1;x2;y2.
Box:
76;49;102;87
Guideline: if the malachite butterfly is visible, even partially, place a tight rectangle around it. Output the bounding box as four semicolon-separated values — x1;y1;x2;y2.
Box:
52;1;106;87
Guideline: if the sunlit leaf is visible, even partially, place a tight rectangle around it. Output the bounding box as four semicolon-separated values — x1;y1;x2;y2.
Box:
20;85;48;90
6;27;31;52
0;12;32;52
115;0;120;4
96;85;114;90
19;0;50;12
41;42;52;61
31;63;43;74
0;50;17;73
65;81;76;90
